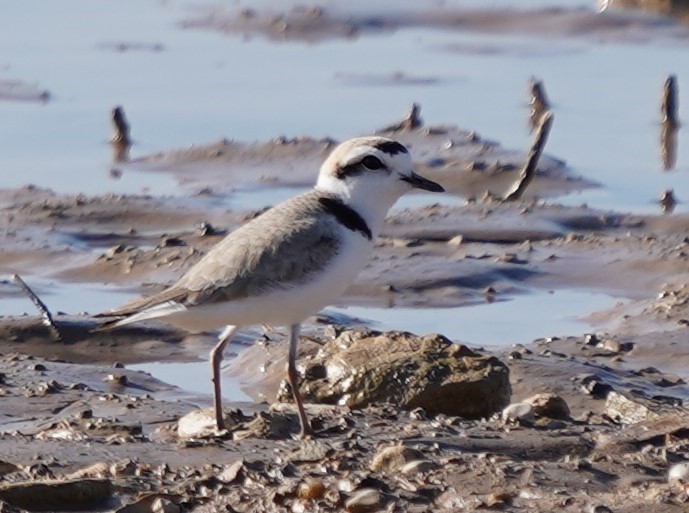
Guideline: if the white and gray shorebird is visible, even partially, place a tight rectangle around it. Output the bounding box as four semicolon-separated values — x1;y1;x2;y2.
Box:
96;136;444;437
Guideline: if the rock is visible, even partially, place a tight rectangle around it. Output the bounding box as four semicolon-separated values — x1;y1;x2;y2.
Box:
152;497;180;513
501;402;534;425
524;393;570;419
280;329;511;419
0;479;112;511
668;462;689;483
400;459;439;475
217;460;243;484
298;480;326;500
177;409;219;439
604;391;661;425
345;488;383;513
370;444;425;473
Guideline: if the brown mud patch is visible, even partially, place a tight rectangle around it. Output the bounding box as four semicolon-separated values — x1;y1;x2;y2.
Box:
181;3;689;44
126;121;592;200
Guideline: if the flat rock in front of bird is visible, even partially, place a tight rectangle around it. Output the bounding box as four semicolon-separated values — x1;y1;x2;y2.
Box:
280;329;511;418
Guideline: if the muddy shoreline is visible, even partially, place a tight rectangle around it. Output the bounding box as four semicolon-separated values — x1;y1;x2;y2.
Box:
2;112;689;511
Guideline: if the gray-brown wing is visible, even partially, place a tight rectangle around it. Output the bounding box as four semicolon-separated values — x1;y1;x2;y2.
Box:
94;287;189;319
97;192;342;318
177;198;342;306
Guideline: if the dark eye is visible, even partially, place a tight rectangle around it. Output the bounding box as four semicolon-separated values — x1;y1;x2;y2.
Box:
361;155;384;170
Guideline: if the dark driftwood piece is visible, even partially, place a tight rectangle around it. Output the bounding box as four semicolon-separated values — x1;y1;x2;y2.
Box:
110;106;131;162
110;106;131;144
661;75;679;128
378;103;423;132
660;75;679;171
503;111;554;202
528;78;550;133
12;274;62;341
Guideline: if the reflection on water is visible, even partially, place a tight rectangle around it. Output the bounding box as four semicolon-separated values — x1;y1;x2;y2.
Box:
327;289;619;348
660;122;679;171
128;360;253;404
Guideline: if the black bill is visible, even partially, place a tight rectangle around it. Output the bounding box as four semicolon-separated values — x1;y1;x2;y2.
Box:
402;171;445;193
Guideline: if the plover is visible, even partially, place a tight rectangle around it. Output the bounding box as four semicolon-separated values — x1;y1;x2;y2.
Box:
96;136;444;437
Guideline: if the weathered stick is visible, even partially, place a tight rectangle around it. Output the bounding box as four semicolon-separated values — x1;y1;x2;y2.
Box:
12;274;62;341
377;103;423;132
503;111;554;202
110;106;131;145
661;75;679;128
528;78;550;133
110;106;131;162
660;75;679;171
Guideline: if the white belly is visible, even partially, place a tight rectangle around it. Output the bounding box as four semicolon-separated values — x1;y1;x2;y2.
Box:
164;233;373;332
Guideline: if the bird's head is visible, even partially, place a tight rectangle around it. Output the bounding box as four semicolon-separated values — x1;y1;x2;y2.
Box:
316;136;444;209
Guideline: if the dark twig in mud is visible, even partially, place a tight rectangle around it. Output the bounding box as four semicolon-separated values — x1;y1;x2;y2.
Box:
660;75;679;170
503;111;554;202
528;77;550;133
11;274;62;341
377;103;423;132
110;106;131;162
661;75;679;128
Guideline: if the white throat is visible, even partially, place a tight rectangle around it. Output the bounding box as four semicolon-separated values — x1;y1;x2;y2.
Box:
315;174;400;237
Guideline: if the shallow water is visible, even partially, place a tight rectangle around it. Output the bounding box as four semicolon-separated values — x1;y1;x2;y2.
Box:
1;0;687;399
130;289;619;401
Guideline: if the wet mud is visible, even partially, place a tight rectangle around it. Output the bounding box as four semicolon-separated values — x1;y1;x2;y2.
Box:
2;110;689;510
3;3;689;509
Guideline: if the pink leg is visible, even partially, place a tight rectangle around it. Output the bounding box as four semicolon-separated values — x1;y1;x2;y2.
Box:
287;324;313;438
210;325;238;431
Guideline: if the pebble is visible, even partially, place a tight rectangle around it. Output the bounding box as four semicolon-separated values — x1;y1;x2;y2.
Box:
370;445;425;473
345;488;382;513
298;480;326;500
668;462;689;483
501;402;534;424
524;393;570;419
152;497;180;513
400;459;438;475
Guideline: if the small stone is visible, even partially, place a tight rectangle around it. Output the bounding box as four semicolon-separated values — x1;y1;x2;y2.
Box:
669;462;689;483
370;445;424;473
345;488;382;513
298;480;326;500
597;339;621;353
217;460;243;484
104;244;125;259
501;402;534;425
447;235;464;246
588;506;613;513
400;459;438;475
152;497;180;513
524;393;570;420
105;374;128;386
583;333;599;346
